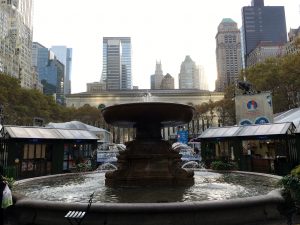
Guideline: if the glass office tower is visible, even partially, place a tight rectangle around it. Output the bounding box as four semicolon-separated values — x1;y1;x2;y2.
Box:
241;0;287;67
32;42;64;104
101;37;132;90
50;46;73;94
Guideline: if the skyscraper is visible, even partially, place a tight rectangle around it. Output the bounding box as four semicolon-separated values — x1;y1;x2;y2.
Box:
0;0;35;89
50;46;72;94
178;55;200;89
32;42;65;104
199;66;209;91
150;61;164;89
215;18;242;92
241;0;287;67
101;37;132;90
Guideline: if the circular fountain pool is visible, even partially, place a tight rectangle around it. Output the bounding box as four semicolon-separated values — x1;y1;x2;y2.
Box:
14;170;279;203
11;171;285;225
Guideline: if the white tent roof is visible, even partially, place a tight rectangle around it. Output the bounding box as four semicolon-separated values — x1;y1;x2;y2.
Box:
198;122;294;140
4;126;98;140
274;107;300;126
46;121;111;142
46;121;108;132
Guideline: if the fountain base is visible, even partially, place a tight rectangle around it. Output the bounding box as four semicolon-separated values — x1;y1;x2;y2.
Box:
105;140;194;186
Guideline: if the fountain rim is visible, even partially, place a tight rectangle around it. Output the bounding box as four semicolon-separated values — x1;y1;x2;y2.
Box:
101;102;195;116
13;189;283;212
101;102;195;128
101;102;195;111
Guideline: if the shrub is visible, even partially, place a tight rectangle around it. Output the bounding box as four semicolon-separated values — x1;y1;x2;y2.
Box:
2;176;15;189
211;160;237;171
279;165;300;206
76;163;92;172
291;165;300;177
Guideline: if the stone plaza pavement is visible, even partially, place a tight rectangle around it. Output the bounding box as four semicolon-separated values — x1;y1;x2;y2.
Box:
3;214;300;225
3;202;300;225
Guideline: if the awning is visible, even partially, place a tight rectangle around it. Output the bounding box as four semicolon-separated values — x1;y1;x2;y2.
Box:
4;126;98;140
197;122;295;140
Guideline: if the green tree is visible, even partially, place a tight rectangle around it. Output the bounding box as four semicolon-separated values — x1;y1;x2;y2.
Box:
0;73;104;127
194;102;209;131
72;104;104;126
244;53;300;113
213;85;236;126
194;100;218;129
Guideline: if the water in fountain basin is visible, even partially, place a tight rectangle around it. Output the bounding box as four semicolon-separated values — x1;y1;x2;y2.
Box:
97;163;118;171
14;171;279;203
142;92;152;102
181;161;198;169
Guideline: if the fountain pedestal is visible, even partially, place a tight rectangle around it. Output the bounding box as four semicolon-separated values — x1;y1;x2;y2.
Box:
102;102;195;186
105;140;194;186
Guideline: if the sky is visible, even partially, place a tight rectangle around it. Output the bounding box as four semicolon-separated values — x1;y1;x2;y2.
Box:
32;0;300;94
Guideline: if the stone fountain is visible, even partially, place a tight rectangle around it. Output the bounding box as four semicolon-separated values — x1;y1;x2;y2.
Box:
101;102;194;186
10;101;287;225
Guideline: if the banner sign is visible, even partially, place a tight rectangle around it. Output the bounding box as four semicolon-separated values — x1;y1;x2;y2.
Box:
177;130;189;144
235;92;273;125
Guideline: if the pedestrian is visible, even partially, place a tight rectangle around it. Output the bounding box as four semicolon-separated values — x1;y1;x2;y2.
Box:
0;165;13;225
0;165;6;225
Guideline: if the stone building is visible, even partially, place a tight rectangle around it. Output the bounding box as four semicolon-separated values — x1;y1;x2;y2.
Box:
160;73;174;89
215;18;242;92
150;61;164;89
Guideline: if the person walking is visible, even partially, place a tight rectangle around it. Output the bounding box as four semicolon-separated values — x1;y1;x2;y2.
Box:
0;165;7;225
0;165;12;225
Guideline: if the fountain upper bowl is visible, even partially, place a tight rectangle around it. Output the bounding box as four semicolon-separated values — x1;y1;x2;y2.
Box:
101;102;195;128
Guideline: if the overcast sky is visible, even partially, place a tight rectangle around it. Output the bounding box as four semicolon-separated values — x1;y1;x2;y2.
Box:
32;0;300;93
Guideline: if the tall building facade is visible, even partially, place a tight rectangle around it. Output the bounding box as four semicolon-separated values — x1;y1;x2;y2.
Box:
42;57;64;104
150;61;164;89
199;66;209;91
215;18;242;92
32;42;65;104
101;37;132;90
241;0;287;68
161;73;175;89
247;42;284;67
285;27;300;55
50;46;72;94
0;0;35;89
178;55;200;89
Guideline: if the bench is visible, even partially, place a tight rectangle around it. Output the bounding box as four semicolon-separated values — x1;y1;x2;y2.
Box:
65;192;94;225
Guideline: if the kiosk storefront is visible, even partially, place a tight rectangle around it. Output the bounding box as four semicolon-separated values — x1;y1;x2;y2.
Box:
196;122;299;175
0;125;98;178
